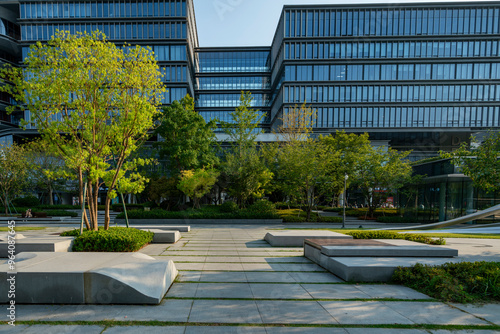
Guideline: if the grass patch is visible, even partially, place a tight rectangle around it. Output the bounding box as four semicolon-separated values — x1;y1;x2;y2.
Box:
346;230;446;245
61;227;153;252
392;261;500;303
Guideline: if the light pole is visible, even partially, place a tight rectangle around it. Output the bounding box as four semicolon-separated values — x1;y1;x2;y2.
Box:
342;173;348;229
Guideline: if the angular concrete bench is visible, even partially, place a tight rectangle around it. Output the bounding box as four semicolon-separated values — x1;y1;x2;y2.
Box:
132;225;190;232
264;230;352;247
304;238;459;282
141;229;181;243
0;252;177;304
0;234;74;257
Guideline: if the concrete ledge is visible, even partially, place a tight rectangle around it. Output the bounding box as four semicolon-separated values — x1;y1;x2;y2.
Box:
265;230;352;247
0;237;74;257
0;252;177;304
115;219;282;225
141;229;181;243
130;225;190;232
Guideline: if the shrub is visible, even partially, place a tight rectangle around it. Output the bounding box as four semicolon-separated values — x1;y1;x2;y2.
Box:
60;229;80;237
392;262;500;303
247;200;276;214
278;209;343;223
219;201;239;213
345;230;445;245
112;203;145;212
44;210;78;217
323;207;343;213
70;227;153;252
117;209;280;220
36;205;79;210
12;196;40;208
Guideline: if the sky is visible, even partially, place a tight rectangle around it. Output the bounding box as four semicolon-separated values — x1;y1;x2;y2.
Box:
193;0;477;47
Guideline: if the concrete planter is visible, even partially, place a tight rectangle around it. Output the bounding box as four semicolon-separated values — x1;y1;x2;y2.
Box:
115;218;283;225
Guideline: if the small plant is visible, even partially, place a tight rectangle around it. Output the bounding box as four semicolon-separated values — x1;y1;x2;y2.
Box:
219;201;239;213
346;230;445;245
68;227;153;252
392;261;500;303
247;199;276;214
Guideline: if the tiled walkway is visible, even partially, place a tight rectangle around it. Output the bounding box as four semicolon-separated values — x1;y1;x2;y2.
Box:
4;225;500;333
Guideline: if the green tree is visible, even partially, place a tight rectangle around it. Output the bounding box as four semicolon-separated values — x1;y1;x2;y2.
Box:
154;94;218;176
177;168;219;209
147;176;182;209
0;143;30;214
221;92;273;206
0;31;165;230
353;147;413;217
442;131;500;193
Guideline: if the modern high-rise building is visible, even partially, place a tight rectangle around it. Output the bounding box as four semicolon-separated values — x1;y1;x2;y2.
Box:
1;1;500;160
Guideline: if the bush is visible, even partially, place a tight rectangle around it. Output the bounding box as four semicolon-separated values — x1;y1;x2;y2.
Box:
12;196;40;208
346;230;445;245
60;229;80;237
112;203;145;212
323;207;343;213
36;205;79;210
392;262;500;303
219;201;239;213
278;209;342;223
247;200;276;214
376;216;419;224
44;210;78;217
117;209;280;220
69;227;153;252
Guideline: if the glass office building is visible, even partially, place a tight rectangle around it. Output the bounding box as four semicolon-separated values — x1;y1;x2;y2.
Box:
0;1;499;157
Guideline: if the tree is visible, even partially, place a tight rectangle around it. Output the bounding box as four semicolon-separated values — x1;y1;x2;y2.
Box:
25;140;67;205
154;94;218;176
177;168;219;209
147;176;182;209
221;92;273;206
0;143;30;214
353;147;413;217
0;31;165;230
443;131;500;193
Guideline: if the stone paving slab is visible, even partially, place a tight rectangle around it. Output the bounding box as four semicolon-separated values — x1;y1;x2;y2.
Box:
103;326;185;334
346;329;428;334
319;301;414;324
256;300;339;324
249;283;313;299
110;299;193;322
184;326;267;334
451;303;500;325
189;300;262;323
0;325;105;333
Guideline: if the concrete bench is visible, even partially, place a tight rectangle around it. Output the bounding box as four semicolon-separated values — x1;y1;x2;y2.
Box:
0;252;177;304
0;234;74;257
132;225;190;232
141;229;181;243
264;230;352;247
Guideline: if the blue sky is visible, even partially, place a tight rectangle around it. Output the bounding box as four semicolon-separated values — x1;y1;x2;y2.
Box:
193;0;475;47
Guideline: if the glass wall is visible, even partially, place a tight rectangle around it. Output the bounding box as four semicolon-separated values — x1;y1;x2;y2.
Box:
284;7;500;38
197;51;270;73
197;93;269;108
197;76;270;90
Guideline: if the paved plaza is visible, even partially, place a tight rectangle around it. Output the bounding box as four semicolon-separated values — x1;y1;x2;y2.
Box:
2;224;500;333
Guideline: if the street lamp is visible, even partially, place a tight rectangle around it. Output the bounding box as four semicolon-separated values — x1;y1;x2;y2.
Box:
342;173;349;229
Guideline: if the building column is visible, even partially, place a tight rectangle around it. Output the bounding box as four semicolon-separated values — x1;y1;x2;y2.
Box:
439;181;447;222
465;181;475;216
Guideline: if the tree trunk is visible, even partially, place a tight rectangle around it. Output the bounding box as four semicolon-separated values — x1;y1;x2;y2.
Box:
78;168;91;230
104;196;111;230
48;185;54;206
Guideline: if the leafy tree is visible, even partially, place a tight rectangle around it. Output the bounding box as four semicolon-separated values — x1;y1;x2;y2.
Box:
147;176;182;209
0;143;30;214
0;31;165;230
177;168;219;209
442;131;500;193
154;94;218;176
221;92;273;206
352;147;413;217
25;140;67;205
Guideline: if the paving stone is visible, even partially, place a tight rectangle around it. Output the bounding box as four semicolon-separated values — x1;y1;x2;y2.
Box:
184;326;267;334
0;325;30;333
44;305;125;321
347;329;428;334
319;301;414;324
249;283;313;299
354;285;432;300
162;256;206;262
200;271;248;282
241;263;285;271
302;284;371;299
451;303;500;325
430;331;500;334
256;300;338;324
112;299;193;321
203;263;245;271
195;283;253;298
178;271;202;282
16;305;63;321
204;257;241;263
104;326;185;334
266;328;348;334
189;300;262;323
176;263;205;270
19;325;105;334
383;302;489;325
166;282;198;297
289;272;344;283
245;272;296;283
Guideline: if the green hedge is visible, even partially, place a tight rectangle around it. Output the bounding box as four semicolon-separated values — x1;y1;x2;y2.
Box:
376;216;420;224
63;227;153;252
44;210;78;217
323;207;343;213
112;203;146;212
117;209;280;220
278;209;343;223
345;230;445;245
392;261;500;303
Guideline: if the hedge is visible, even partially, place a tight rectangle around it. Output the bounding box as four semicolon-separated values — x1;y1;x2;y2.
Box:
392;261;500;303
43;210;78;217
116;209;280;220
376;216;420;224
62;227;153;252
345;230;445;245
278;209;343;223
